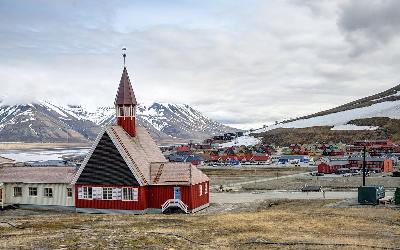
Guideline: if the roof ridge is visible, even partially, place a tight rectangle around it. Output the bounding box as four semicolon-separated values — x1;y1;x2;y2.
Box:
109;126;148;184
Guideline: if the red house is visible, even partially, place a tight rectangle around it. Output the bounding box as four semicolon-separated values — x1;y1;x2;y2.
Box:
348;157;393;173
317;161;348;174
72;65;209;214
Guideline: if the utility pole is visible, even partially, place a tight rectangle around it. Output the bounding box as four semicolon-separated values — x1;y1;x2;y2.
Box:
362;145;366;186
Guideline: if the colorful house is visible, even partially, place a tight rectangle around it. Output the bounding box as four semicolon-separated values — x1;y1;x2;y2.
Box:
72;66;209;214
317;161;349;174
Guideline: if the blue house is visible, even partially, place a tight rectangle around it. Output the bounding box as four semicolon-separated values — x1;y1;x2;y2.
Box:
278;155;310;164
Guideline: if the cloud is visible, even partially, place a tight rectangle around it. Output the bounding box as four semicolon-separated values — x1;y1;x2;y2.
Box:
0;0;399;129
338;0;400;56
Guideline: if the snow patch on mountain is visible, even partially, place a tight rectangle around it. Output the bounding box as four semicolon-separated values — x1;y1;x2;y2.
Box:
254;100;400;133
330;124;379;131
0;101;238;143
220;135;261;147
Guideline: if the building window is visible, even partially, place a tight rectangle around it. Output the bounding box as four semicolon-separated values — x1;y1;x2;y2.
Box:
205;183;208;194
83;187;92;199
67;188;73;197
29;187;38;196
122;187;138;201
199;185;203;196
103;187;113;200
13;187;22;197
44;188;53;198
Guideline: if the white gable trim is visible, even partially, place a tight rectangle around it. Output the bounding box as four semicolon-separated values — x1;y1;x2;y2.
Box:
106;127;146;186
71;127;144;186
71;128;106;185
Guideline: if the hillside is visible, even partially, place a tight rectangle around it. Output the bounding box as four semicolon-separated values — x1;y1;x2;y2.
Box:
253;84;400;145
0;101;237;143
254;84;400;133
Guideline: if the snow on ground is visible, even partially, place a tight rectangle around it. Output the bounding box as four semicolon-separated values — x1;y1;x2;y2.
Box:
330;124;379;131
254;100;400;133
0;148;89;162
220;135;261;147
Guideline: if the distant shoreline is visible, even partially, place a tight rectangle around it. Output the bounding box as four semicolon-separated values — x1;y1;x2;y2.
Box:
0;142;92;150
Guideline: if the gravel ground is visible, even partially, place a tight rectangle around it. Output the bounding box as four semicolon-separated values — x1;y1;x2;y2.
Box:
242;173;400;191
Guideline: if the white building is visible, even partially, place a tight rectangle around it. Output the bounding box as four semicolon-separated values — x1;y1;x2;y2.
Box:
0;167;76;209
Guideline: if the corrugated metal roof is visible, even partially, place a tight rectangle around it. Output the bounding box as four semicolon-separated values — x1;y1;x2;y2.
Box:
0;167;76;184
114;67;137;106
349;157;387;162
279;155;309;160
328;160;349;166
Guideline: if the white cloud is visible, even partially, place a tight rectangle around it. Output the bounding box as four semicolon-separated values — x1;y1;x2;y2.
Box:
0;0;399;129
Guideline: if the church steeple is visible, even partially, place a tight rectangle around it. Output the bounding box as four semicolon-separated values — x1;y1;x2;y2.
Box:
115;49;137;137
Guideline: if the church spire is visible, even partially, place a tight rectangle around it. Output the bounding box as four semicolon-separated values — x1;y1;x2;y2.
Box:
115;48;137;137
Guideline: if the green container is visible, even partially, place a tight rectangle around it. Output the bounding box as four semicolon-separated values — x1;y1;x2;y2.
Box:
395;188;400;205
358;185;385;205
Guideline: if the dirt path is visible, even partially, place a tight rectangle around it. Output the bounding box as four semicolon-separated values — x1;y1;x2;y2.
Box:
211;190;395;204
211;172;308;189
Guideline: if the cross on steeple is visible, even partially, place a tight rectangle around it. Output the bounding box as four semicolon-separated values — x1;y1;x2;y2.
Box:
122;47;127;66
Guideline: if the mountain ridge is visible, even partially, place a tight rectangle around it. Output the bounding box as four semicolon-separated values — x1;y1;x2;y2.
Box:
252;84;400;145
283;84;400;124
0;101;238;144
254;84;400;133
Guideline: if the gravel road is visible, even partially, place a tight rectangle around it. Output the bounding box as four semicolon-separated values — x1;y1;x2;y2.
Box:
211;190;395;204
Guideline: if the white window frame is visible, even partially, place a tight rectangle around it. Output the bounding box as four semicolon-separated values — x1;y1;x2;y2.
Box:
67;188;73;197
122;187;138;201
13;187;22;197
29;187;38;196
102;187;113;200
205;183;208;194
44;188;53;198
118;106;124;117
83;186;92;199
199;185;203;196
117;105;135;117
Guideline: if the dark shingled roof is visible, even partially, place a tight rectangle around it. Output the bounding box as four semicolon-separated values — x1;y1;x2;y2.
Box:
114;67;137;106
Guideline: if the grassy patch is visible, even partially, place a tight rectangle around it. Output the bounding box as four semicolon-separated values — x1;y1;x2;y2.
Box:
1;200;398;249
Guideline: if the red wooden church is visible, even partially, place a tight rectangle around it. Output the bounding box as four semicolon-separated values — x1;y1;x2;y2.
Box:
72;65;209;214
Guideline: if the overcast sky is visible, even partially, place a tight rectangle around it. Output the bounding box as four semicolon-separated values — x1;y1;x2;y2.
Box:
1;0;400;129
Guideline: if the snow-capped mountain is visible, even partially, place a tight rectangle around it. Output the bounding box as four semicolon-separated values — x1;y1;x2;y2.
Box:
0;101;237;143
254;84;400;133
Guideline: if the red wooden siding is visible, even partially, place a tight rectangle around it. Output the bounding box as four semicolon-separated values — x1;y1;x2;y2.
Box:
148;185;174;208
117;117;135;137
188;181;209;209
75;182;210;212
75;185;147;210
